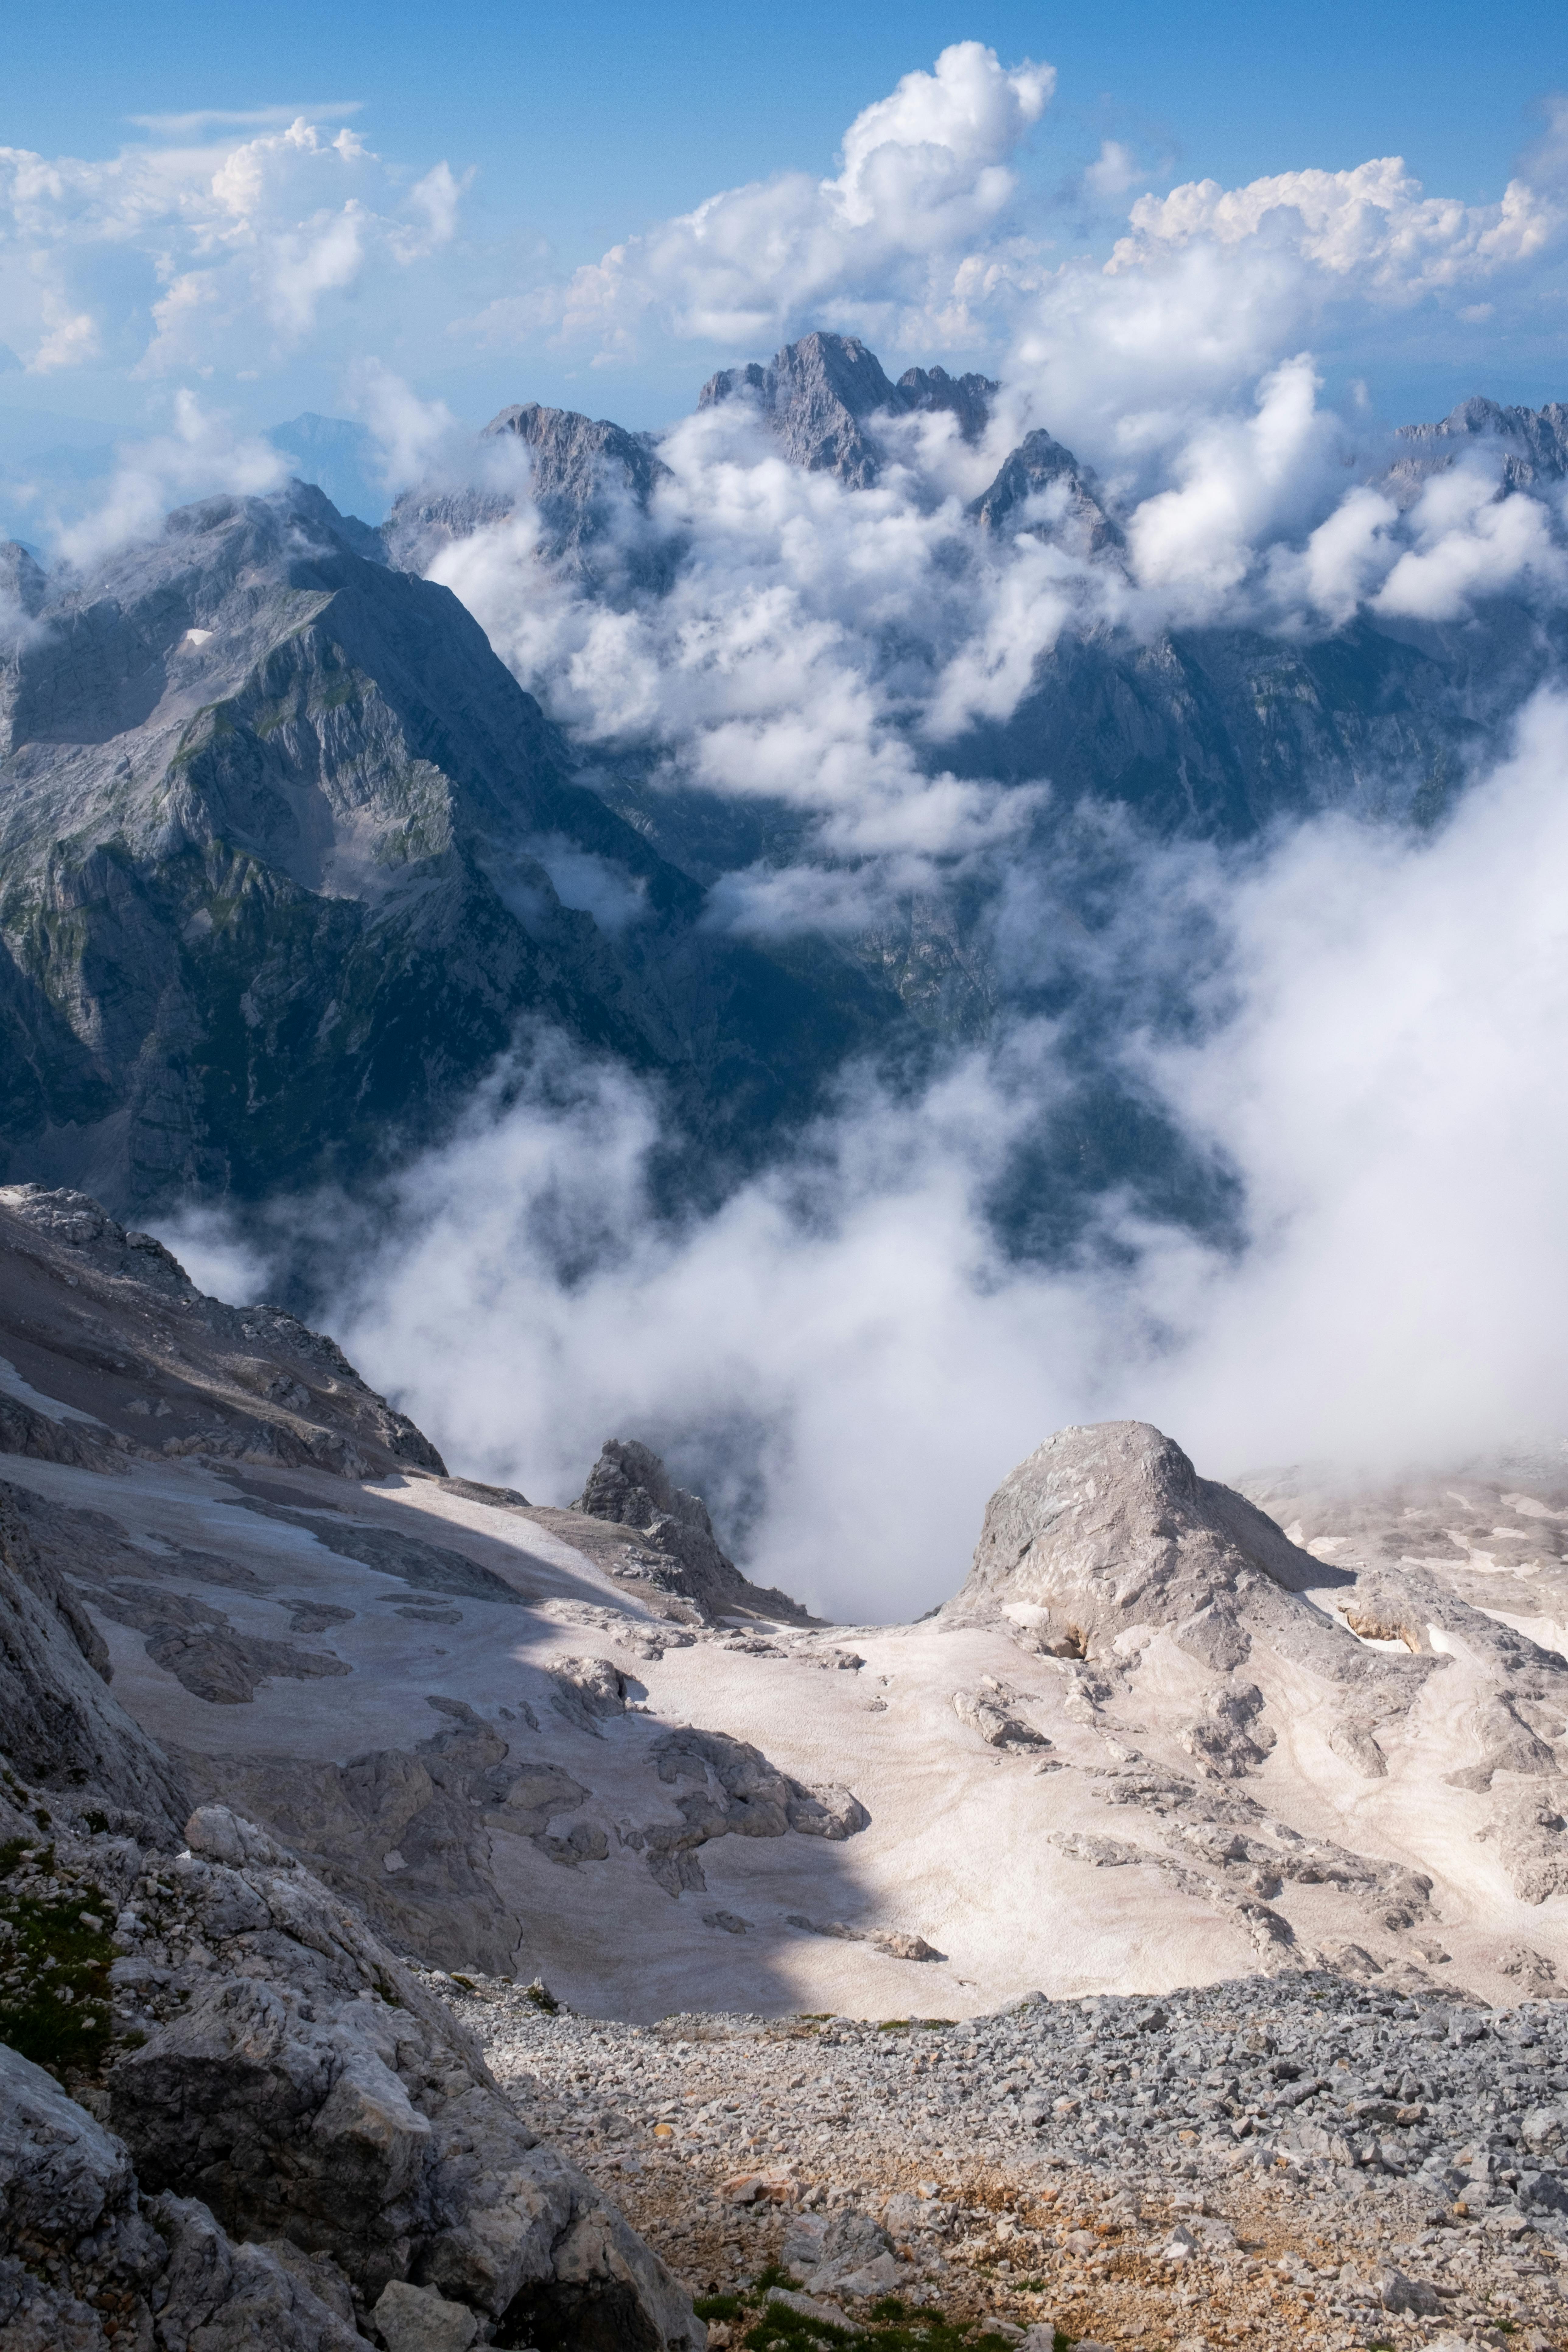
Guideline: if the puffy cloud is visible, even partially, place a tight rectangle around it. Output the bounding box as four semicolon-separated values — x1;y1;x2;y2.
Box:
1373;455;1568;618
1129;687;1568;1478
1081;140;1145;202
464;43;1053;361
1109;155;1563;296
405;306;1568;933
423;397;1045;898
154;686;1568;1622
1122;354;1346;612
341;359;475;490
53;389;288;565
0;114;464;381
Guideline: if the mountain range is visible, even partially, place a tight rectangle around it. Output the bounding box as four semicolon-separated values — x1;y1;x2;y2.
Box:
2;334;1565;1227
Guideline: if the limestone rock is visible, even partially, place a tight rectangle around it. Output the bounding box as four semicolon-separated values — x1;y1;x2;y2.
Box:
183;1703;530;1974
803;2206;901;2296
149;2195;364;2350
0;2043;358;2352
550;1652;631;1734
1178;1684;1275;1780
953;1686;1049;1749
785;1916;940;1960
575;1437;808;1622
0;1183;444;1475
1377;2267;1442;2315
699;333;996;487
949;1420;1330;1649
102;1805;701;2346
0;1481;189;1832
373;2278;481;2350
639;1726;868;1897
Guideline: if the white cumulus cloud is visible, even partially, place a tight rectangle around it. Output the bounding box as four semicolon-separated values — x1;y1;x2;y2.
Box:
0;114;464;382
464;43;1054;362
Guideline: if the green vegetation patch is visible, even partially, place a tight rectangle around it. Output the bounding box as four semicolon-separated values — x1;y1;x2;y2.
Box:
0;1844;117;2074
711;2275;1030;2352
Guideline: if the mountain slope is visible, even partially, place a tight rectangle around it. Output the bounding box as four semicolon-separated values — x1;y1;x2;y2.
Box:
0;483;905;1214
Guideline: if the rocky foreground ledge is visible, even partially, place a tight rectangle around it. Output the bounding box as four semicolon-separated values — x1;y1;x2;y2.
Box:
0;1790;700;2351
432;1966;1568;2352
6;1774;1568;2351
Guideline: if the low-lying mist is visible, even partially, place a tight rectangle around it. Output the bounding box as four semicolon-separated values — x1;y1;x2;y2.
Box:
160;686;1568;1622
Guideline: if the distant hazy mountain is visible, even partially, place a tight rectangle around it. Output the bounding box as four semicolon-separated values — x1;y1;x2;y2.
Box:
264;412;387;524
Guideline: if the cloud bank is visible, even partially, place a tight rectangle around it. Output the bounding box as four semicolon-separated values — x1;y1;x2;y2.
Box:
161;690;1568;1621
466;43;1054;364
0;115;461;384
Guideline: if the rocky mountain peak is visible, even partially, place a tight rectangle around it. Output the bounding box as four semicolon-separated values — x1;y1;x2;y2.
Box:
576;1436;810;1623
484;401;667;503
384;401;672;579
1394;394;1568;495
699;331;998;486
895;363;997;443
1;539;46;620
578;1434;717;1539
700;332;903;487
968;428;1124;559
947;1418;1329;1652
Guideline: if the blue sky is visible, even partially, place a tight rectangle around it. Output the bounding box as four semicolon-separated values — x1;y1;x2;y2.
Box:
1;0;1565;471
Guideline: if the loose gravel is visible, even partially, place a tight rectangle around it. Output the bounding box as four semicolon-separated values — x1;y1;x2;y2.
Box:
428;1966;1568;2352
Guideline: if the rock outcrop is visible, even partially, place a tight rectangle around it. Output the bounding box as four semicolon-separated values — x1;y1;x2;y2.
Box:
575;1437;809;1622
0;1183;444;1476
0;1479;191;1834
108;1805;699;2344
384;401;673;587
0;2040;362;2351
947;1419;1332;1653
0;1775;704;2350
698;333;996;486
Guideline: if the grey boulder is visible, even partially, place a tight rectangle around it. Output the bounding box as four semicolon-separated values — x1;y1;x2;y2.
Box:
107;1806;702;2347
0;2041;357;2352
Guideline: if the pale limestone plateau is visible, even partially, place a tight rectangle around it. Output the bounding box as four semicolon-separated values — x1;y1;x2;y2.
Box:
9;1187;1568;2346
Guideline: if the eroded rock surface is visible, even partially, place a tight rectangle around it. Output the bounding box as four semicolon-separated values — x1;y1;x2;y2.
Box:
698;334;996;488
0;1184;444;1476
576;1438;808;1623
0;2042;362;2351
